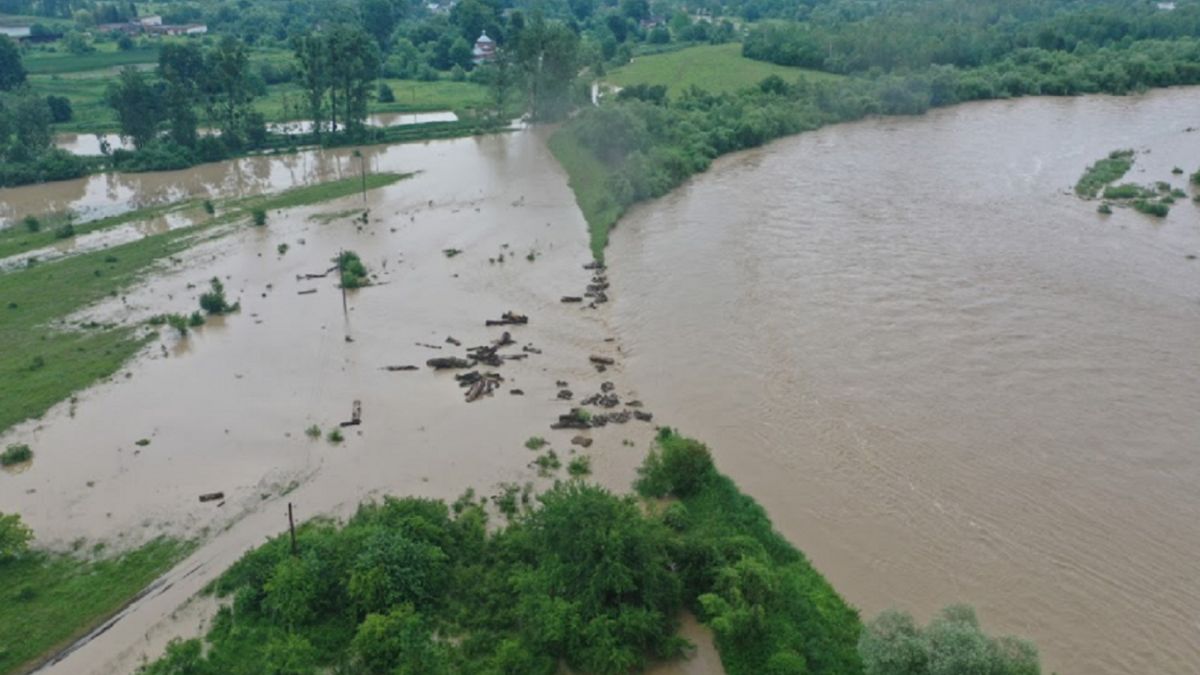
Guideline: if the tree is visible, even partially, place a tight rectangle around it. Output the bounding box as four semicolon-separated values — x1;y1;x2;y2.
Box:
159;42;206;147
515;15;579;121
0;512;33;562
0;35;25;91
107;67;162;149
203;37;255;148
9;90;53;160
360;0;397;49
46;95;72;123
62;30;92;54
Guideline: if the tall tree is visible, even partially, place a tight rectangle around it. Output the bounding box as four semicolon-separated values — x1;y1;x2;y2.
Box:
107;67;163;149
360;0;398;49
292;33;331;137
203;37;255;148
7;90;51;160
0;36;25;91
158;42;206;148
516;16;580;121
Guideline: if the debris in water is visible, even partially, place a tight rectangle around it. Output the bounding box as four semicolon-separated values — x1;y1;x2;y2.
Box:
486;311;528;326
340;400;363;427
383;365;419;371
199;491;224;503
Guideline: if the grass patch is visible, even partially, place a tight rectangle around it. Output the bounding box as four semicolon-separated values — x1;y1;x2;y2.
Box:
0;537;191;674
567;455;591;477
547;131;621;261
0;173;412;435
1076;150;1135;198
1;443;32;466
22;44;161;75
605;43;838;98
524;436;547;450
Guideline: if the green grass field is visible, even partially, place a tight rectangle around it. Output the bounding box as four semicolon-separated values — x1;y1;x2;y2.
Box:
605;42;838;97
22;43;161;75
0;173;411;435
0;538;191;675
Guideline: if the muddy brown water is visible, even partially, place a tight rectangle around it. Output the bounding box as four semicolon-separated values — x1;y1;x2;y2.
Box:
2;129;671;674
3;89;1198;675
608;88;1200;675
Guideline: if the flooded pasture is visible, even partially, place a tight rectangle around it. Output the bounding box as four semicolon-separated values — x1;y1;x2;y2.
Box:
608;87;1200;675
2;129;663;673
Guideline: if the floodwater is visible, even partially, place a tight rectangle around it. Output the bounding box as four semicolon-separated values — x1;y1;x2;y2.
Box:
54;112;460;156
608;87;1200;675
2;129;668;673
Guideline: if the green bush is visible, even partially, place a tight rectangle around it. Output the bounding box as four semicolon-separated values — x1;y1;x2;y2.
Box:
0;512;33;562
859;605;1039;675
198;277;235;314
1102;183;1144;200
0;444;32;466
336;251;370;288
22;215;40;233
1074;150;1134;198
636;430;716;498
1132;199;1169;217
377;83;395;103
251;208;267;226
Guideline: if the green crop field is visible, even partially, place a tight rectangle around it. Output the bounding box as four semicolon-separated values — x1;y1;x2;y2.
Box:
605;42;838;97
22;43;161;75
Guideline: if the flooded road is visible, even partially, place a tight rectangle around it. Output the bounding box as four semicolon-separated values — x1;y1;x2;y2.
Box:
608;87;1200;675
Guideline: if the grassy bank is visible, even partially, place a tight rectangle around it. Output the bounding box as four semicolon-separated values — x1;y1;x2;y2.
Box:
605;43;838;98
22;44;161;75
0;172;411;434
137;432;865;675
547;131;622;259
0;537;192;675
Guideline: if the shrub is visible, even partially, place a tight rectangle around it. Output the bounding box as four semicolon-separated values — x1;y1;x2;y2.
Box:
188;311;205;327
164;313;190;336
277;243;289;255
328;428;345;443
524;436;547;450
567;455;591;477
199;277;234;314
636;430;716;498
0;512;33;562
336;251;370;288
22;215;40;232
305;425;321;439
534;450;561;476
1132;199;1169;217
1097;203;1112;214
251;208;267;226
1102;183;1144;200
202;199;215;215
1;444;32;466
53;223;75;239
377;83;395;103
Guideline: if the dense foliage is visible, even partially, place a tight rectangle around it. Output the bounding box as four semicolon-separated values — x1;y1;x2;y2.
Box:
0;85;89;186
139;433;867;674
859;606;1039;675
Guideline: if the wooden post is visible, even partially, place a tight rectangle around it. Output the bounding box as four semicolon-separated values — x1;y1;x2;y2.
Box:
288;502;297;557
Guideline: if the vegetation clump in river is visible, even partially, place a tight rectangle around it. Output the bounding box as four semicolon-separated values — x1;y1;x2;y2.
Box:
1075;150;1135;198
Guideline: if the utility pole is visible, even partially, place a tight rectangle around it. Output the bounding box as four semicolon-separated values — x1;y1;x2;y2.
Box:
353;149;367;202
287;502;297;556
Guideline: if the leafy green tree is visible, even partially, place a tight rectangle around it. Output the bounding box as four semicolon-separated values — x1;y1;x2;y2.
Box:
859;610;929;675
107;67;163;149
515;15;579;121
45;95;72;123
0;36;25;91
351;605;451;674
203;37;255;148
0;512;33;562
9;90;52;160
62;30;92;54
360;0;398;49
159;42;206;148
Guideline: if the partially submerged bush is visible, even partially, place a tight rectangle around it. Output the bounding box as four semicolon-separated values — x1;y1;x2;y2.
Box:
336;251;370;289
1;444;32;466
859;605;1038;675
251;208;267;226
199;277;237;314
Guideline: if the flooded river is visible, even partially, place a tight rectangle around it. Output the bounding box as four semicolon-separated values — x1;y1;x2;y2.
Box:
609;87;1200;675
